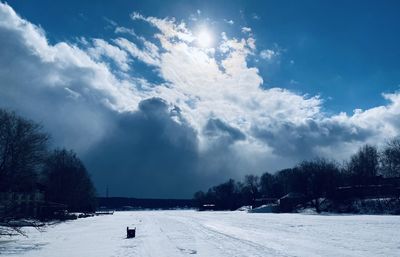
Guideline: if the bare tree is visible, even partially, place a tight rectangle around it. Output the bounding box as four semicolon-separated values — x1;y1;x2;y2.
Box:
0;109;49;192
42;149;96;212
243;175;260;200
346;144;379;185
380;137;400;177
297;159;340;212
0;215;44;237
0;109;48;236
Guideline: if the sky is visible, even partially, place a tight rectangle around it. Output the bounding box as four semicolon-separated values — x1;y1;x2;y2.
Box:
1;0;400;198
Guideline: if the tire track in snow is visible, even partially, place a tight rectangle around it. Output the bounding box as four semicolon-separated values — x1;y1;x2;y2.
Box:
157;212;294;257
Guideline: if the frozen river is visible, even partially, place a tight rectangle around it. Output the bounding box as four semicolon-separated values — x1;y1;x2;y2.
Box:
1;211;399;257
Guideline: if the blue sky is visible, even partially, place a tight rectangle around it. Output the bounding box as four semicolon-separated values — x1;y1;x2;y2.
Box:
1;1;400;197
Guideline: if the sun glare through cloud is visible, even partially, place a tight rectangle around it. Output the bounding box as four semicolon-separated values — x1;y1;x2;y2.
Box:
195;28;213;48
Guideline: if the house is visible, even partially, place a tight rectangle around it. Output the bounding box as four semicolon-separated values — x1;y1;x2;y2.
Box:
0;191;44;218
333;176;400;200
333;184;400;200
0;191;68;219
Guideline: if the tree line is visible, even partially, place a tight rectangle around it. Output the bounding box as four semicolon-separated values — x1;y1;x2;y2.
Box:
194;142;400;211
0;109;96;215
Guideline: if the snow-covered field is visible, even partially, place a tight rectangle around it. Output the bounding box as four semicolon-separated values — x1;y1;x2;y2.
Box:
1;211;399;257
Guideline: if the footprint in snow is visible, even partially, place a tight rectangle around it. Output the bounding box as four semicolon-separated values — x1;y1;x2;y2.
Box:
177;247;197;254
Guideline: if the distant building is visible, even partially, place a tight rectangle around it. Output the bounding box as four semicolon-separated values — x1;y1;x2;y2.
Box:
333;176;400;200
0;191;68;219
0;191;44;218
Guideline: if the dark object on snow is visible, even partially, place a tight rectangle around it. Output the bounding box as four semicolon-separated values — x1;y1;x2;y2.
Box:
127;226;136;238
278;193;307;212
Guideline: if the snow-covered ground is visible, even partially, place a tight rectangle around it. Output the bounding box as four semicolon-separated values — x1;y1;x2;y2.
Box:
1;211;399;257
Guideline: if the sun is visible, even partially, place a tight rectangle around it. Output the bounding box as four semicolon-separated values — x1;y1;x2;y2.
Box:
196;29;213;48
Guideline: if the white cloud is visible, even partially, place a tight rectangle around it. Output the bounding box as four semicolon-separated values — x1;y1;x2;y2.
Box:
241;27;252;33
114;37;160;66
88;38;130;71
114;26;137;37
252;13;260;20
125;12;400;164
330;93;400;143
103;17;117;26
0;3;145;153
260;49;277;60
224;19;234;25
129;13;323;153
247;37;256;51
131;12;194;43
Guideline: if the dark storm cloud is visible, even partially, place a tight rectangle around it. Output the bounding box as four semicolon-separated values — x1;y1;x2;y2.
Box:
82;98;251;198
82;97;203;198
204;118;246;143
252;119;373;160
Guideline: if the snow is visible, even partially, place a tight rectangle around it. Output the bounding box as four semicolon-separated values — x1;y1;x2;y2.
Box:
236;205;252;211
1;211;399;257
